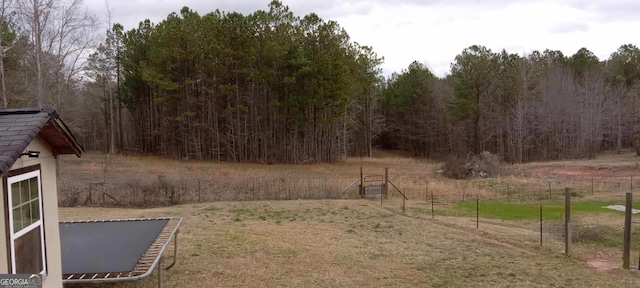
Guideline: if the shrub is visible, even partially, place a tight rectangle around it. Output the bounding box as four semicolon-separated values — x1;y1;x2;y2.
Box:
440;151;503;179
547;217;612;244
572;217;612;244
441;156;469;179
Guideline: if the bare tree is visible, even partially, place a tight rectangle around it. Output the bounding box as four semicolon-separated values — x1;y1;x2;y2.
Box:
16;0;50;108
105;2;114;153
17;0;97;108
0;0;15;108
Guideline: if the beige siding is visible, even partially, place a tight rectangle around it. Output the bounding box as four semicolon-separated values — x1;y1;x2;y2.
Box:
0;137;63;288
0;169;4;275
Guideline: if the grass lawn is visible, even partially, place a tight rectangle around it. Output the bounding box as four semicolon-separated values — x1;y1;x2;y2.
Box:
60;200;640;288
456;200;640;220
57;151;640;287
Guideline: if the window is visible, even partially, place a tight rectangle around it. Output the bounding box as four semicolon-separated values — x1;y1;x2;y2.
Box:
7;169;46;275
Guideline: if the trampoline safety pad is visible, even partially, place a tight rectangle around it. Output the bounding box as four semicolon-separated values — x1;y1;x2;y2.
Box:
59;217;181;284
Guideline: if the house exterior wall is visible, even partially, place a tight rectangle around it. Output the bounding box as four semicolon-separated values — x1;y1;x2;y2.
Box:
0;181;4;283
0;136;62;288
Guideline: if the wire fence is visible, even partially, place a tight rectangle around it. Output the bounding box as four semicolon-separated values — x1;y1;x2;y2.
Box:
389;175;639;202
58;175;362;207
377;182;640;262
58;171;639;208
57;167;640;266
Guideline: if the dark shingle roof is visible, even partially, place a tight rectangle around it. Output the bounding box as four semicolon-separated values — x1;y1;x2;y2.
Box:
0;107;84;176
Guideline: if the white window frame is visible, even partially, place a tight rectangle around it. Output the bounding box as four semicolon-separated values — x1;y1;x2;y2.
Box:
7;169;46;275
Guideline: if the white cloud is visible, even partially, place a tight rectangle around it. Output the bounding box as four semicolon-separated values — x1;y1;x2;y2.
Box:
549;22;590;34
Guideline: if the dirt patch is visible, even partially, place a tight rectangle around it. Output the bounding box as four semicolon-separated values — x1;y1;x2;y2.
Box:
587;258;618;272
584;251;620;272
517;152;640;181
530;166;640;180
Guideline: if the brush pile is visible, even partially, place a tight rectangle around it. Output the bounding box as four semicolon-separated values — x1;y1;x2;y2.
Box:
440;151;502;179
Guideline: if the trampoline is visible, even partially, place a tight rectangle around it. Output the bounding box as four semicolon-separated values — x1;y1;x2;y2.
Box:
59;217;182;287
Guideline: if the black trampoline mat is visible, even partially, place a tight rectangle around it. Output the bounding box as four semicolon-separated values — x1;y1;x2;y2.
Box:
59;219;169;275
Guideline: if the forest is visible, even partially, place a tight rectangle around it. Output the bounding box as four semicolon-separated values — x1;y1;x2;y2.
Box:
1;0;639;164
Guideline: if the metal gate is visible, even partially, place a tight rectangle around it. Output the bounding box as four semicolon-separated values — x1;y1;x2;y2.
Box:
362;175;385;199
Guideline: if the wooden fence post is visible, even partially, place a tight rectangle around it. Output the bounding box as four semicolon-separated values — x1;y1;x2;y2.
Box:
565;188;571;256
431;191;434;220
385;168;389;199
476;194;479;229
360;167;364;198
539;204;543;246
623;192;632;269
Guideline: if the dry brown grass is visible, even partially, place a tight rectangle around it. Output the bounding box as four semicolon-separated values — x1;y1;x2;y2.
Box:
59;200;640;288
57;150;640;207
57;151;443;206
57;150;640;287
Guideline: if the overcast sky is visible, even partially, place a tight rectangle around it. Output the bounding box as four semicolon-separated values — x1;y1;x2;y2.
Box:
89;0;640;77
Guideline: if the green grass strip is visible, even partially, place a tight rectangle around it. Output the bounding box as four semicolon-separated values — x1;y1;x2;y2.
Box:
456;200;640;221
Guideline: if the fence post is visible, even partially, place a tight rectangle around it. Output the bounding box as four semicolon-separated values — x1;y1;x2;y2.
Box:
548;182;552;199
476;194;479;229
88;184;92;205
623;192;632;269
539;204;543;246
385;168;389;199
431;191;434;220
591;178;594;195
564;187;571;256
360;167;364;199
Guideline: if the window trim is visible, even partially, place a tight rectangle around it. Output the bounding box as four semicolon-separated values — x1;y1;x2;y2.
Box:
3;165;47;276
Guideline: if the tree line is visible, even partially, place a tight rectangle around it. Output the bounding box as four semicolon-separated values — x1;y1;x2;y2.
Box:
0;0;97;118
380;45;640;162
84;1;381;162
0;0;638;164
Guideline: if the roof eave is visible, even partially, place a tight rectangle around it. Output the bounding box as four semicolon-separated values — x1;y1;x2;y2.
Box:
49;118;84;157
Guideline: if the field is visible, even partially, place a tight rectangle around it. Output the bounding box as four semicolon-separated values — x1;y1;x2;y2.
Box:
58;150;640;287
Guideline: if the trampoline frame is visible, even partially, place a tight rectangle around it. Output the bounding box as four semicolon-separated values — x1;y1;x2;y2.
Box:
60;217;182;287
